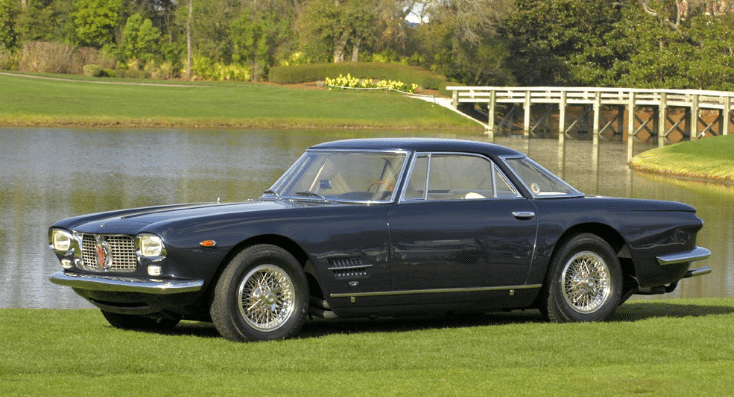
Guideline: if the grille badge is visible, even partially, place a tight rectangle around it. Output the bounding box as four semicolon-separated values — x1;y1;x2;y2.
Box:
95;236;112;270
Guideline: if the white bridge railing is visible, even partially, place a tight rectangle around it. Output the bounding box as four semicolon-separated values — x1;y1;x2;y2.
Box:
446;86;733;160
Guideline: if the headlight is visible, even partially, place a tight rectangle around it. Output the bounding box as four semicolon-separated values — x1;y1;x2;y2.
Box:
136;234;167;258
49;229;73;253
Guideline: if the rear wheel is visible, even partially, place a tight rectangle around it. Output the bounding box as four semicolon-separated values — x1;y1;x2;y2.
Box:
541;234;622;323
210;244;309;342
101;311;180;330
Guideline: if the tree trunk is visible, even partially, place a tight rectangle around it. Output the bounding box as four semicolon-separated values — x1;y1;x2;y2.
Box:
186;0;193;80
350;37;361;62
333;30;350;63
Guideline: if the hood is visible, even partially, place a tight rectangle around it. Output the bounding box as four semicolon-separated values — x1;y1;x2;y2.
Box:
52;199;319;235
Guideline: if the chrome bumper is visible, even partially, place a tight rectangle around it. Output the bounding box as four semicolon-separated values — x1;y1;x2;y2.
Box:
50;271;204;294
656;246;711;266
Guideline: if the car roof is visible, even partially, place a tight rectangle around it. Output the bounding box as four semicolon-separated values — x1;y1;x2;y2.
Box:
308;138;524;158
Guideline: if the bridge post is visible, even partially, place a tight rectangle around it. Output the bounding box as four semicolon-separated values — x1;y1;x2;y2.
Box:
690;94;699;140
658;92;668;148
723;96;731;136
524;90;531;138
592;91;601;178
451;90;458;109
487;90;496;139
558;90;567;174
627;91;636;161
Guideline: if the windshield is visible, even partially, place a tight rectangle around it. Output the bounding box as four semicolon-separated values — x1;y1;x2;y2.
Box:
503;156;582;198
264;150;408;203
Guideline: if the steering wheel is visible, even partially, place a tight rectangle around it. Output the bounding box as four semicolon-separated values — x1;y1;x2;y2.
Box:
367;180;394;192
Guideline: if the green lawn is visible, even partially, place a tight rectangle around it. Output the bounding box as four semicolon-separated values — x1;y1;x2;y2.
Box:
2;299;733;396
630;135;734;183
0;72;480;131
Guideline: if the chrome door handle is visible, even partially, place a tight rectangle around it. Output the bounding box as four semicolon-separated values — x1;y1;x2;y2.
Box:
512;211;535;220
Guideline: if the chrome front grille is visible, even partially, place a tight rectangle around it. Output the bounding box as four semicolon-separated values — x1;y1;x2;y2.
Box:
79;234;137;272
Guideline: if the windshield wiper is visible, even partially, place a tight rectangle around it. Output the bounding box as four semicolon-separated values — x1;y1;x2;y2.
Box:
262;189;280;198
294;190;329;201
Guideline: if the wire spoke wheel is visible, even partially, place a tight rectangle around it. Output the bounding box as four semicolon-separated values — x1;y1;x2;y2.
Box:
211;244;308;341
238;264;296;331
541;233;622;323
560;251;612;314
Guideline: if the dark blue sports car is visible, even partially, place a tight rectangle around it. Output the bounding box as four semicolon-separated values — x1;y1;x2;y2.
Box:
48;138;711;341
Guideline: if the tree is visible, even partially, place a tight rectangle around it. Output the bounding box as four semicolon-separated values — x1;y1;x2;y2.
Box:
0;0;19;51
610;2;734;90
120;12;160;62
72;0;121;47
16;0;75;44
413;0;516;85
298;0;379;63
502;0;621;86
421;0;513;45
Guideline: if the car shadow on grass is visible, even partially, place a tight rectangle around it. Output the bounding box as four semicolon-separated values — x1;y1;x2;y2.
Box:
613;301;734;322
161;301;734;340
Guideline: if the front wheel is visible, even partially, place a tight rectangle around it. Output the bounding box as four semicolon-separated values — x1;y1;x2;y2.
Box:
210;244;309;342
540;234;622;323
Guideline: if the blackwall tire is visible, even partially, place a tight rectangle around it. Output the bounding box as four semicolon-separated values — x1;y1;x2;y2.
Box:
540;233;622;323
210;244;309;342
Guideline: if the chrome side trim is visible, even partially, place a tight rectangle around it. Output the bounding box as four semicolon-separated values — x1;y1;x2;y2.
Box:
330;284;542;299
656;247;711;266
49;271;204;294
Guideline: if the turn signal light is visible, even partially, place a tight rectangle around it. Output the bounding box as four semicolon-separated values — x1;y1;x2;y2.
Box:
199;240;216;248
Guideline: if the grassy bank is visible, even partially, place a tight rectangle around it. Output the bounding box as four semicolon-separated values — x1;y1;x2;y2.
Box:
630;135;734;183
2;299;734;396
0;72;480;131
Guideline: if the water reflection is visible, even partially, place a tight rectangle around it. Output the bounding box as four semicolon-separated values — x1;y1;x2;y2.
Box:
1;127;731;308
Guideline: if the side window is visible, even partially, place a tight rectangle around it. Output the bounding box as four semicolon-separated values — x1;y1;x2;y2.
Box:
404;155;428;199
403;153;519;201
427;155;493;200
494;166;520;198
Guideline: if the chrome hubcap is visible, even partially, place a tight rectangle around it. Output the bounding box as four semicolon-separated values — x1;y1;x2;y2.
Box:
238;264;295;331
561;251;611;314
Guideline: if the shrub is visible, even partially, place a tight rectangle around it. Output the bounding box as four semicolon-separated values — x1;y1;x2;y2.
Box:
19;41;74;73
17;42;114;75
326;74;420;94
150;61;175;80
212;63;250;81
0;48;17;70
82;64;103;77
270;62;447;89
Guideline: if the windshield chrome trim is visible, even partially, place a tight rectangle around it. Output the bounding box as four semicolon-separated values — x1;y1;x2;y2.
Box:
499;154;584;199
265;149;411;204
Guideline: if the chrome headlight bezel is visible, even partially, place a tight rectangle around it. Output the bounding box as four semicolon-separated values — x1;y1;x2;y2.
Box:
136;234;167;260
49;228;73;254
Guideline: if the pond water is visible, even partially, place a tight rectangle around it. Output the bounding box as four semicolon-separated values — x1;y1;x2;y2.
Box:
1;127;732;309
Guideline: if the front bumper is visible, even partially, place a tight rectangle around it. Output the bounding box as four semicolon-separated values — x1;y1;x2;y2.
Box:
49;271;204;294
656;246;711;266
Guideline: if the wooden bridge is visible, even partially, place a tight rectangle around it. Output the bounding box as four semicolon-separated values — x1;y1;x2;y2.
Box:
445;86;734;160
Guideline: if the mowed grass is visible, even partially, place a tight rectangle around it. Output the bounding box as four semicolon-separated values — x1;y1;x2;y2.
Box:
0;72;479;130
630;135;734;183
2;299;734;396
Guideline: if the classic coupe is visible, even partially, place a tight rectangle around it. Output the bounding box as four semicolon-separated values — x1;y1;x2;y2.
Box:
49;138;711;341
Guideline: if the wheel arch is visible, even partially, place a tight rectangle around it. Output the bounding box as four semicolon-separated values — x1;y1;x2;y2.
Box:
549;223;635;282
206;234;325;304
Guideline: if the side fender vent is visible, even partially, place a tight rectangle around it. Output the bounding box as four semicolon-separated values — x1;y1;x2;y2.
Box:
327;258;372;278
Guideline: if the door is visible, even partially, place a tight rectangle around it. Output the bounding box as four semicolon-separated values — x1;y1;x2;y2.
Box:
388;153;538;291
